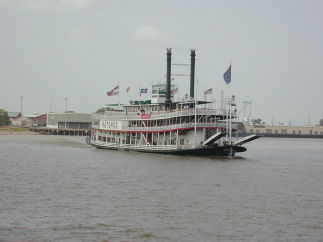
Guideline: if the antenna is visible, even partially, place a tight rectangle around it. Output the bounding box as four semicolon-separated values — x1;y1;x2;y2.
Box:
240;100;252;124
308;115;311;126
20;96;24;115
221;90;224;110
65;97;68;113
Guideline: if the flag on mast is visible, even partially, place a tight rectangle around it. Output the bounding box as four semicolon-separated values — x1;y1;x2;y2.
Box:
204;88;212;95
107;85;119;96
140;88;148;96
223;65;231;84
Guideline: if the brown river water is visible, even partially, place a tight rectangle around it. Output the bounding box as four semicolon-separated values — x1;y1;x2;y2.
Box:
0;135;322;242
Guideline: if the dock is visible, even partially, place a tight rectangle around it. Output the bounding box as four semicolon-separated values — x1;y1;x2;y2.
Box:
29;127;89;136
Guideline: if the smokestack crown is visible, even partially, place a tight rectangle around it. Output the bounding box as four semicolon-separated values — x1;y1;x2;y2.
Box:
190;49;196;99
165;48;172;107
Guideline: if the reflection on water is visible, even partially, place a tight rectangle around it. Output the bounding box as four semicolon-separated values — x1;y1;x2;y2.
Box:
0;135;323;241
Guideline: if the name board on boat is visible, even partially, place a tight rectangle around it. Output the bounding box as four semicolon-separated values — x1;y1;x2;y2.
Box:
100;121;121;130
141;114;151;119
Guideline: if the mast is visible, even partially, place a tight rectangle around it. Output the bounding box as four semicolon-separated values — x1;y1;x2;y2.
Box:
117;81;120;106
221;90;224;110
193;59;198;148
223;63;232;145
226;84;229;141
194;98;197;148
229;95;233;144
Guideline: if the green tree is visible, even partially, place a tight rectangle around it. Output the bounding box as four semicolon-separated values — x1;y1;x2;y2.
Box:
252;118;262;125
0;109;10;126
96;107;107;113
96;107;111;113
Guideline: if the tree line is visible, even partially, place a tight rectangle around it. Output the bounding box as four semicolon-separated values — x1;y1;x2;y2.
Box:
0;109;10;126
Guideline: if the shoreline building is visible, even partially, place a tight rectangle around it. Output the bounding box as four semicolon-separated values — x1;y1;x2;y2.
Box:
46;113;92;130
244;124;323;138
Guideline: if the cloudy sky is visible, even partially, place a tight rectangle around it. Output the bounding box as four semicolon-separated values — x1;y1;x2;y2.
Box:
0;0;322;125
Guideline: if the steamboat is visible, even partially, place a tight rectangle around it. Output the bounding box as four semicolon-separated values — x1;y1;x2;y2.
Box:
88;49;259;156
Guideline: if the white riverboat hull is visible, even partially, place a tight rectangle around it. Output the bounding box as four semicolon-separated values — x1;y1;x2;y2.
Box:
87;137;247;156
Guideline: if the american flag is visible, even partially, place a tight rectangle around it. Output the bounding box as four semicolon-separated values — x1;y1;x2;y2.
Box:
204;88;212;95
107;85;119;96
223;65;231;84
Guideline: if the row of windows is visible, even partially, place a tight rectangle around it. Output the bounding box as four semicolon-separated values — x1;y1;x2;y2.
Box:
128;115;215;127
249;129;323;135
125;105;164;112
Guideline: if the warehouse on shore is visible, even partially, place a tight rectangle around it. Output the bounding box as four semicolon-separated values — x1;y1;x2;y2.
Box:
244;124;323;138
46;112;93;129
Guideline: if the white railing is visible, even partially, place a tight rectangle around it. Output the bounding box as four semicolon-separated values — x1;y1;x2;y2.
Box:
92;141;204;151
126;122;224;132
92;108;227;121
92;122;235;132
92;121;238;132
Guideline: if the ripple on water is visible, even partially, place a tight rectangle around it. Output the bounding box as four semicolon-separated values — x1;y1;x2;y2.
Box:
1;136;323;241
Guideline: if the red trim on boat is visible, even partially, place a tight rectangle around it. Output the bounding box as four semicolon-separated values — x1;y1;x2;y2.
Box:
91;127;236;133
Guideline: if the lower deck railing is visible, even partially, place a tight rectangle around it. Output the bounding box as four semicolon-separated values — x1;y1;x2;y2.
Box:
92;141;206;150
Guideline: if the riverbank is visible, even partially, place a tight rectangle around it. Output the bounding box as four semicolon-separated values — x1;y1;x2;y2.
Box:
0;127;39;135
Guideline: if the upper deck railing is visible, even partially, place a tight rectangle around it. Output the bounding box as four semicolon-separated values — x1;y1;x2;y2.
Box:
92;121;237;132
92;108;232;121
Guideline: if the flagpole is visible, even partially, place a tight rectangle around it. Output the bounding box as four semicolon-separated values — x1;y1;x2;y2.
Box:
229;61;233;156
204;94;206;108
117;82;120;106
229;87;232;144
139;87;141;110
229;62;232;146
221;90;224;110
223;62;232;147
194;77;198;148
226;83;229;141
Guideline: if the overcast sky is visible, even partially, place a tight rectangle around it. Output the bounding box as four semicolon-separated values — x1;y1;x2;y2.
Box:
0;0;322;125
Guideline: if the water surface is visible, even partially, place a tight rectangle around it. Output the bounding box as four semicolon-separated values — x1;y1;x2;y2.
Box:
0;136;322;241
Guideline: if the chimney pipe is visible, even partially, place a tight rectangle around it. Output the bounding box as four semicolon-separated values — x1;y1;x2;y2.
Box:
190;49;196;99
165;48;172;107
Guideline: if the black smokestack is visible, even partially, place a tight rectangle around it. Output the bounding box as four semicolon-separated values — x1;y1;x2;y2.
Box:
190;49;196;99
165;48;172;106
